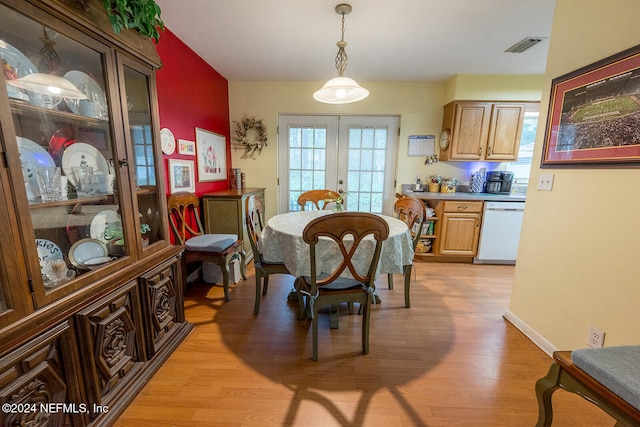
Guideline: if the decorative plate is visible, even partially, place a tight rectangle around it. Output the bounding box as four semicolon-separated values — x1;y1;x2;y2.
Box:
90;210;121;243
68;238;108;268
36;238;63;272
0;40;37;101
63;70;107;118
160;128;176;155
61;142;109;186
18;137;56;200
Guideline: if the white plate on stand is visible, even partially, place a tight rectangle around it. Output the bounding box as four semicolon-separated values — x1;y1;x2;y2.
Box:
63;70;107;118
90;210;121;243
61;142;109;186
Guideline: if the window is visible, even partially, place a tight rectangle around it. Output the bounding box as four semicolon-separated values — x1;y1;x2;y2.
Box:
506;111;539;183
131;124;156;186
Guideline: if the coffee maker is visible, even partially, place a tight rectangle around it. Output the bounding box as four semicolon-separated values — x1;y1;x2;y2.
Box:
485;171;514;194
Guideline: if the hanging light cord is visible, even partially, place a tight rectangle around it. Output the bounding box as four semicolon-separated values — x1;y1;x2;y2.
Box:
334;12;348;76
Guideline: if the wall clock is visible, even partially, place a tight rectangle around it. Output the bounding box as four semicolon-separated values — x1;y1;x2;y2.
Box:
439;130;451;150
160;128;176;155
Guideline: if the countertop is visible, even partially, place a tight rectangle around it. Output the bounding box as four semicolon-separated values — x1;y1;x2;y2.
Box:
402;189;526;202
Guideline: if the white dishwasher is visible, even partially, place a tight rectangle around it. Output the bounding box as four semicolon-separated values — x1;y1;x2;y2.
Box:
474;201;525;264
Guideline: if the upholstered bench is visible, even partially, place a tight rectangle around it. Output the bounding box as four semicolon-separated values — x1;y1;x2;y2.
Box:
535;347;640;426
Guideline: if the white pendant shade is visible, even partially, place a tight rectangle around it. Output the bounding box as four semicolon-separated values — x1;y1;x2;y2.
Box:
7;73;88;99
313;76;369;104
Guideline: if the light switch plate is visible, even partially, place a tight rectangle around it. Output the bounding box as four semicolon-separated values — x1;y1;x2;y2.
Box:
538;173;554;191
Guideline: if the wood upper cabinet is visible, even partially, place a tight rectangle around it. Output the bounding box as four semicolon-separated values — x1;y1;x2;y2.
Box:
436;201;483;257
440;101;525;162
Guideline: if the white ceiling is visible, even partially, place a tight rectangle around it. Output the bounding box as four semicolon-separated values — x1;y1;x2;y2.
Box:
154;0;556;83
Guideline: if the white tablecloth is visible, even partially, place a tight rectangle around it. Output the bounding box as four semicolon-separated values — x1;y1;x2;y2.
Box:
258;210;414;279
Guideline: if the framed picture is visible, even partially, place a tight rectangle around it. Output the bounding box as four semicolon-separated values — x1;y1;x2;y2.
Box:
178;139;196;155
168;159;195;193
195;128;227;181
542;43;640;167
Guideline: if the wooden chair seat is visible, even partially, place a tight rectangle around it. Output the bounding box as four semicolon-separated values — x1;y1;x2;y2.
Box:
535;349;640;426
168;192;246;302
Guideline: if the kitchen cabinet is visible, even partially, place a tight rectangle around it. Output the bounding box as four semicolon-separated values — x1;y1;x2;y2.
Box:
437;201;483;256
439;101;525;162
203;188;265;262
413;198;483;261
0;0;192;424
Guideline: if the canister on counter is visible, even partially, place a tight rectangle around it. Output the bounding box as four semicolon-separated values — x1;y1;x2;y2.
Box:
440;178;457;193
429;174;442;192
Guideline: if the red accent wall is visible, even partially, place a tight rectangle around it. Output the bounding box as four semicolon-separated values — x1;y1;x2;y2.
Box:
155;28;231;196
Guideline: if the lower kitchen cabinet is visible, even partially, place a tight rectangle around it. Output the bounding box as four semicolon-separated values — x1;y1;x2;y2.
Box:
437;201;483;257
412;198;484;262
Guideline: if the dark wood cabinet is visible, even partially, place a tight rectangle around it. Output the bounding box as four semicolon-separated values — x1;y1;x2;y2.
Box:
0;1;192;425
203;188;265;261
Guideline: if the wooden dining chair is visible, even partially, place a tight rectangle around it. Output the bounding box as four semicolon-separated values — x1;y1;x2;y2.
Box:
535;348;640;426
295;212;389;361
245;194;292;314
168;192;246;301
297;189;341;211
387;196;425;308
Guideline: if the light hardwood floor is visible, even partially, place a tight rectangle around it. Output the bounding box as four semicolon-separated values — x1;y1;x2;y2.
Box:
115;262;614;426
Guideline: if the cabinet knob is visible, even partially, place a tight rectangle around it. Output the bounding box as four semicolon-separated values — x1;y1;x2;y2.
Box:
458;205;469;210
118;159;128;167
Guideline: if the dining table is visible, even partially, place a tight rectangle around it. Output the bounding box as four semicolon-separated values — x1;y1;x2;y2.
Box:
258;210;414;325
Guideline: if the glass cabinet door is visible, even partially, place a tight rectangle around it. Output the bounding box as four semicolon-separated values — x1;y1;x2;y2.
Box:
0;3;133;305
118;57;167;253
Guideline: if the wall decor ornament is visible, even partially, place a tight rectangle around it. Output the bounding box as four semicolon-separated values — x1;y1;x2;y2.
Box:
232;117;268;159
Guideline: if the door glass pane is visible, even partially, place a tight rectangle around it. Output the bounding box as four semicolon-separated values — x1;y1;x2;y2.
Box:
287;125;328;211
346;126;388;214
0;4;129;291
122;65;164;248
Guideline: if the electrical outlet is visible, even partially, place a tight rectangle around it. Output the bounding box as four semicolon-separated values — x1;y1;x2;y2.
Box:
538;173;554;191
588;325;605;348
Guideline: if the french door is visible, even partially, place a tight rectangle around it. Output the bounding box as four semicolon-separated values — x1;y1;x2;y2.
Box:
277;115;399;215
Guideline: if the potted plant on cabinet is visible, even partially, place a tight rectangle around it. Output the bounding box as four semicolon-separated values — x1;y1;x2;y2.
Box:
101;0;165;42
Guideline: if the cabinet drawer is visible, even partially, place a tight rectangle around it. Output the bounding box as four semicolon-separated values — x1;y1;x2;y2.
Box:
443;201;483;213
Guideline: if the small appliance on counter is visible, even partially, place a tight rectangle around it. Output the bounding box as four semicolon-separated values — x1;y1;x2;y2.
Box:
485;171;514;194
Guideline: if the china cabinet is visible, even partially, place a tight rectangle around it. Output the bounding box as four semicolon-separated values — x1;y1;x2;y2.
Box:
439;101;525;162
0;0;191;425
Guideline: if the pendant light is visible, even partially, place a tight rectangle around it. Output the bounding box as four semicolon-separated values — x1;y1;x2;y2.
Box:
313;3;369;104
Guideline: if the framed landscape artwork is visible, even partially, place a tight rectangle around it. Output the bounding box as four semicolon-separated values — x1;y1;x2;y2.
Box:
541;43;640;167
168;159;195;193
195;128;227;181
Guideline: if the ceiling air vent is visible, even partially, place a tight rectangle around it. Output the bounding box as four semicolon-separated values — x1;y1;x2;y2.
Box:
504;37;546;53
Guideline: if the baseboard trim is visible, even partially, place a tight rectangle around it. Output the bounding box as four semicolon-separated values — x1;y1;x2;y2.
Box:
503;310;558;357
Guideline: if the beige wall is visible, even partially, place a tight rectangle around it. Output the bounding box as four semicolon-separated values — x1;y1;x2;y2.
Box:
508;0;640;351
445;74;545;103
229;78;541;219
